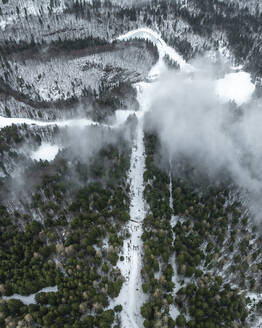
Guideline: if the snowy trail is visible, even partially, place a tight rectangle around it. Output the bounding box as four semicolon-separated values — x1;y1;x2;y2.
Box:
117;27;194;77
169;169;181;321
112;82;151;328
2;286;58;305
0;116;105;129
113;27;192;327
114;110;146;328
126;112;146;326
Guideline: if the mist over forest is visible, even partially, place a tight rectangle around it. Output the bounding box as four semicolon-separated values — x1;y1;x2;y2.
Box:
0;1;262;328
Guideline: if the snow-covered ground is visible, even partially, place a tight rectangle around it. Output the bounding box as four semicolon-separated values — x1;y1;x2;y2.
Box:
169;170;181;321
111;81;153;328
31;142;60;161
0;116;99;129
117;27;194;78
2;286;58;305
247;292;262;328
12;45;153;103
0;0;66;31
113;107;146;328
117;28;255;106
112;27;192;328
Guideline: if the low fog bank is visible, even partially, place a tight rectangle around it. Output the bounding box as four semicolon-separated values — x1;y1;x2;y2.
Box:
144;61;262;221
2;120;134;213
63;119;134;161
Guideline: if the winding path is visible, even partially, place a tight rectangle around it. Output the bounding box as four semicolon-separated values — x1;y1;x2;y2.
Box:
113;28;192;327
169;168;181;320
0;117;104;129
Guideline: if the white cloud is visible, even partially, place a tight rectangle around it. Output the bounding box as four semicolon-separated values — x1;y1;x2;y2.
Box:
144;65;262;219
216;72;255;106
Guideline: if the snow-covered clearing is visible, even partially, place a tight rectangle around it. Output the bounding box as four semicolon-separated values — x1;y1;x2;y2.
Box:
2;286;58;305
31;142;60;161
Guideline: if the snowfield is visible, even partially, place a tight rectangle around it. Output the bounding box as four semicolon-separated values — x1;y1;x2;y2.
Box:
111;82;153;328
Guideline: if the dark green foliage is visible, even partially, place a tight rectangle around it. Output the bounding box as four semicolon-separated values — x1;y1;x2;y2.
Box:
0;124;24;153
0;217;60;295
141;133;176;326
141;132;257;327
0;140;131;326
177;280;248;327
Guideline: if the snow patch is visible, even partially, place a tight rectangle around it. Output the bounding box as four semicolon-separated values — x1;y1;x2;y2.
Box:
31;143;60;161
0;116;100;129
2;286;58;305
